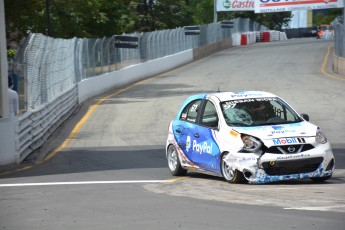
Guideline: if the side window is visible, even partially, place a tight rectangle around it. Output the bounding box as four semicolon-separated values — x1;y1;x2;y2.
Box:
200;100;219;128
271;100;285;119
271;100;298;122
180;100;202;123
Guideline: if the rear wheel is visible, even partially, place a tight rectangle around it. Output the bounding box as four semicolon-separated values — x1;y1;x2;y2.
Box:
167;145;187;176
221;153;246;183
310;175;331;183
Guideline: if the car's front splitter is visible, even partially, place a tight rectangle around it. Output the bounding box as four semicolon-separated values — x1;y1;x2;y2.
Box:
249;166;333;184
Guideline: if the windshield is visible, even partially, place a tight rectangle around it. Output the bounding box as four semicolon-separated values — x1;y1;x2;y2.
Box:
221;97;302;127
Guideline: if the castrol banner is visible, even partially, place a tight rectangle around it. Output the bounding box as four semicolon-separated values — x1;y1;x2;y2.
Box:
254;0;344;13
216;0;255;11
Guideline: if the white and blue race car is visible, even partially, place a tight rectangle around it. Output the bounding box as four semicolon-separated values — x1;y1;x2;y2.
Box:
166;91;335;184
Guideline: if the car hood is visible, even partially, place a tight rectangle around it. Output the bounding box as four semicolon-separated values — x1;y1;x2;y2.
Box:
232;122;317;140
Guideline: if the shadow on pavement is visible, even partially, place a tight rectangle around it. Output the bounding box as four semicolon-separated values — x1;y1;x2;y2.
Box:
0;145;168;179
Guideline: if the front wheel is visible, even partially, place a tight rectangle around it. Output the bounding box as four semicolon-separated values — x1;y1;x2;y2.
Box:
167;145;187;176
221;153;246;183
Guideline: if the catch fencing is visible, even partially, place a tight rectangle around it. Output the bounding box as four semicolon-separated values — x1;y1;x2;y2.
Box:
11;18;267;162
13;18;265;113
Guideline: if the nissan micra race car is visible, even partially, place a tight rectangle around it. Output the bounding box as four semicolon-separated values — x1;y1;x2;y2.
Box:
166;91;335;184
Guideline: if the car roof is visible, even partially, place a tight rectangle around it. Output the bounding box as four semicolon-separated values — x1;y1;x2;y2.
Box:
208;91;278;102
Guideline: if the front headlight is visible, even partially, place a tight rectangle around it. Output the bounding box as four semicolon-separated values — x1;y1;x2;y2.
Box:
316;128;327;144
241;135;262;152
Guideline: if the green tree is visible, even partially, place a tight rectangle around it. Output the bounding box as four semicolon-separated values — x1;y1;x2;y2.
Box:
7;49;16;60
47;0;129;38
5;0;129;40
255;12;292;30
314;9;342;25
5;0;293;43
188;0;214;25
154;0;189;29
5;0;45;42
124;0;189;32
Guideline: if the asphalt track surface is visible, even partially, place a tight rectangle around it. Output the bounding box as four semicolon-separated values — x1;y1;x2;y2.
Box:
1;38;345;230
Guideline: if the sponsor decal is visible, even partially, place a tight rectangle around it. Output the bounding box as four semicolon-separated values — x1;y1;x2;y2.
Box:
186;136;191;152
223;99;255;109
256;97;277;102
277;153;311;160
223;98;277;109
230;98;255;104
272;138;306;145
271;125;284;130
223;0;232;9
230;93;263;98
273;138;294;145
271;125;297;135
193;140;213;155
217;0;255;11
254;0;344;13
238;157;256;163
271;130;296;135
297;138;306;143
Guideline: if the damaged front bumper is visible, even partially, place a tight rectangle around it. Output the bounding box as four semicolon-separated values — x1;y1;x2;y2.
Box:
225;143;335;184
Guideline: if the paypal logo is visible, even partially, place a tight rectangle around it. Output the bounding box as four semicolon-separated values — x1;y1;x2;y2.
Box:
271;126;296;135
193;140;212;154
271;125;284;130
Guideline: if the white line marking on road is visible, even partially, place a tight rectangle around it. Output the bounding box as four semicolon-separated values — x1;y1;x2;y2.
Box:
284;205;345;212
0;180;168;187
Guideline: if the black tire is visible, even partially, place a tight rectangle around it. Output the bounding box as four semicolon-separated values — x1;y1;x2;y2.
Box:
310;175;331;183
221;153;246;184
167;145;187;176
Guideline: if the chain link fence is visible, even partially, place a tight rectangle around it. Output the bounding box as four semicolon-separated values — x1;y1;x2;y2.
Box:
12;18;266;113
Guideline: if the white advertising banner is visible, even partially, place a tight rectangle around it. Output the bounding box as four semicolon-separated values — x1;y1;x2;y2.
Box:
216;0;255;11
254;0;345;13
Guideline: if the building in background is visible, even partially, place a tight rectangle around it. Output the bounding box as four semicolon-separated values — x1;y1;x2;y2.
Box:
288;10;313;28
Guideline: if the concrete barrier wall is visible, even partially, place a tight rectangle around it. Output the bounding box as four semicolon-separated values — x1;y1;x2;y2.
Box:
333;53;345;76
193;38;232;60
78;50;194;103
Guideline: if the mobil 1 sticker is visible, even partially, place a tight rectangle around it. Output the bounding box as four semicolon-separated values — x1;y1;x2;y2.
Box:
272;137;306;145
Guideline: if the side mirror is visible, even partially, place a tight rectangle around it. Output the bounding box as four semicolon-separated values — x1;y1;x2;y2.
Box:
300;113;309;121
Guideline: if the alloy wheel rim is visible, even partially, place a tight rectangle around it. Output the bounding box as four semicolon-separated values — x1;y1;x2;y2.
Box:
168;147;178;171
222;157;234;180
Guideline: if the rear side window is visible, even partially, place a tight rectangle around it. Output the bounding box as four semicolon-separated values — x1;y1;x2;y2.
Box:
180;100;202;123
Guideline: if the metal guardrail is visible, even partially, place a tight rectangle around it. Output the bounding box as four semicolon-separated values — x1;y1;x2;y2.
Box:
16;87;78;161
